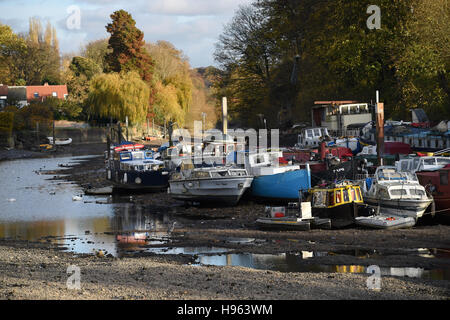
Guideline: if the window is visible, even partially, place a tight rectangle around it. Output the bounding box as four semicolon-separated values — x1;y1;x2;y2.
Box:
390;189;407;196
52;92;57;97
34;92;39;98
343;189;349;202
440;172;449;185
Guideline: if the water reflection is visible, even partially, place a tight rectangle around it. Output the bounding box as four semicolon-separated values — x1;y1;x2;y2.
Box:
196;252;450;280
0;156;176;257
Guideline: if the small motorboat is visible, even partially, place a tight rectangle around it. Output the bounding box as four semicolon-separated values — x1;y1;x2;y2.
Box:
255;202;331;231
47;137;72;145
355;214;416;230
360;166;433;219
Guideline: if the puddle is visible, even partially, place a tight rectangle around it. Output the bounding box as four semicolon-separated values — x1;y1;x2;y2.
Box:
193;251;450;281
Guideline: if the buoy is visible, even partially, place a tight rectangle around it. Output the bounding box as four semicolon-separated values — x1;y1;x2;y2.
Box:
72;195;82;201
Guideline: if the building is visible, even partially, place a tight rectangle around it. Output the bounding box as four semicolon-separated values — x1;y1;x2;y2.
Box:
311;101;373;136
0;83;68;108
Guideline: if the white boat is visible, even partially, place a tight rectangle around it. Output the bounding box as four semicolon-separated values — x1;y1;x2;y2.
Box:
395;156;450;173
168;167;253;205
359;166;433;219
47;137;72;145
295;127;331;148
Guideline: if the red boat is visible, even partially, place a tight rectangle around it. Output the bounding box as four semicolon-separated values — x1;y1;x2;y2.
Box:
416;164;450;221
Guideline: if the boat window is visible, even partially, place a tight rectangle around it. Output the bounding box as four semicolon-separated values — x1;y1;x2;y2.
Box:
145;151;153;159
313;191;327;207
328;191;335;206
356;188;362;201
343;189;349;202
390;189;407;196
350;188;356;201
437;158;450;165
440;172;449;185
120;152;132;161
410;189;425;196
133;152;144;160
401;161;409;171
379;189;389;199
335;190;342;204
307;130;313;138
424;158;436;165
314;128;320;137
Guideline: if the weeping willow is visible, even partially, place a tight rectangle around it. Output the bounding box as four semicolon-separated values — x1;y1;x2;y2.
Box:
87;71;149;124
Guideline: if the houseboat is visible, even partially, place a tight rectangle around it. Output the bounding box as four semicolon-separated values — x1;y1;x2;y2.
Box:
306;181;373;228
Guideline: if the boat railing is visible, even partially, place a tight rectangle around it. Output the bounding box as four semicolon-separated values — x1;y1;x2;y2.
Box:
355;173;374;180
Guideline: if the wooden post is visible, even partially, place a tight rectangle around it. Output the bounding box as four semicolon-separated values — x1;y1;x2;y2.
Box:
52;120;55;149
125;116;129;141
222;97;228;135
36;122;39;146
376;102;384;166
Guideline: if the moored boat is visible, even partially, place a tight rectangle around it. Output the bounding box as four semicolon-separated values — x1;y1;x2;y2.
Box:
106;143;170;191
359;166;433;220
355;215;416;230
307;181;373;228
234;151;311;201
168;167;253;205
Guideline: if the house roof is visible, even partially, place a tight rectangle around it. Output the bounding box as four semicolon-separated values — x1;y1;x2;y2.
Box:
25;83;68;100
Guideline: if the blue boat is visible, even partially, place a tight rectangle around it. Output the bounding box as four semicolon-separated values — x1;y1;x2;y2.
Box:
230;151;311;201
106;143;170;191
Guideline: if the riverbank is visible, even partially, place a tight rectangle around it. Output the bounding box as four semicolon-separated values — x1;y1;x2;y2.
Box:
0;143;449;300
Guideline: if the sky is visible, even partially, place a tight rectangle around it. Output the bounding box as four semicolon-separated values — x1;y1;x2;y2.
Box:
0;0;253;68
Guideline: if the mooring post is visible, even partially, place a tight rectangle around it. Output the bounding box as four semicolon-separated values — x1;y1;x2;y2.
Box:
52;120;55;149
375;91;384;166
222;97;228;135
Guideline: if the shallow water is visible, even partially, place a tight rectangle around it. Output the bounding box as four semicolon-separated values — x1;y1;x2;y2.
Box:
0;156;177;257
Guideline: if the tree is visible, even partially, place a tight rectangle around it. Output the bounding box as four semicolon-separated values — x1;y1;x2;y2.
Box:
105;10;154;84
14;18;61;85
0;24;26;85
82;38;111;71
87;71;150;124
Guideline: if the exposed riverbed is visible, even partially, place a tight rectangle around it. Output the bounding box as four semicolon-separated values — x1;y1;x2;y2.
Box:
0;143;449;299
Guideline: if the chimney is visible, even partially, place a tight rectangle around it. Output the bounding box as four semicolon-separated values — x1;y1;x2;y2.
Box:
44;82;49;86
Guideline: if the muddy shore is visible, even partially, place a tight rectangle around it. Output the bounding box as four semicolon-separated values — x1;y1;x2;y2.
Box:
0;142;449;300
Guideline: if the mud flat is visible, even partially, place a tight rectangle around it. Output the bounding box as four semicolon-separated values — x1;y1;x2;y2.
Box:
0;145;449;300
0;240;448;300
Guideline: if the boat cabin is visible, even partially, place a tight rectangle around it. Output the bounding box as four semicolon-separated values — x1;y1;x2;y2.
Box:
396;156;450;173
296;127;330;148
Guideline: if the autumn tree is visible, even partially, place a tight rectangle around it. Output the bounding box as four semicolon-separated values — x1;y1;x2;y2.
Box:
105;10;154;84
0;24;26;85
87;71;150;124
